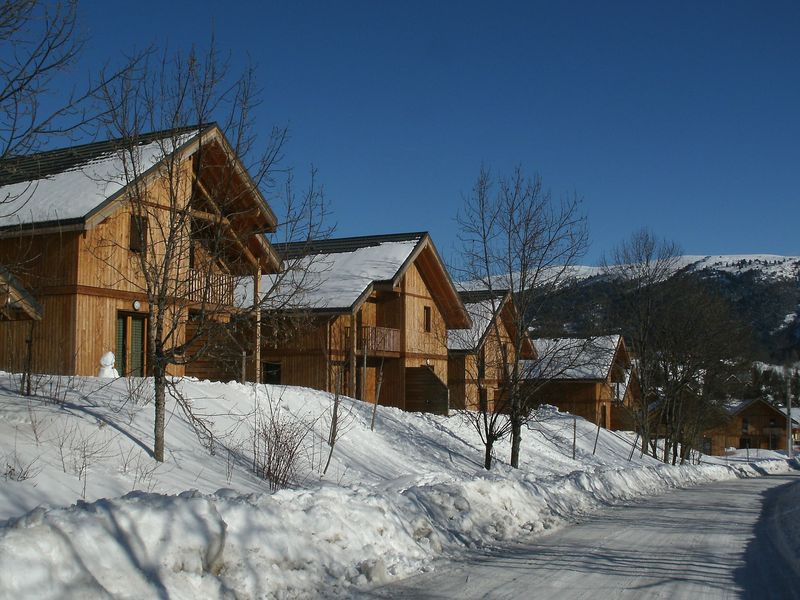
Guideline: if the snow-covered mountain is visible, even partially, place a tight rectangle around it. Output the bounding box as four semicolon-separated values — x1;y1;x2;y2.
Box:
533;254;800;361
675;254;800;282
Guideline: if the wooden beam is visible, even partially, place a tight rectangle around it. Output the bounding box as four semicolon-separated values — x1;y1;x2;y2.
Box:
194;177;260;269
349;313;357;397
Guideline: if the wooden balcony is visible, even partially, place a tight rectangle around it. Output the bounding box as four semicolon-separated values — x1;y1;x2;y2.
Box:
188;269;235;306
356;325;400;355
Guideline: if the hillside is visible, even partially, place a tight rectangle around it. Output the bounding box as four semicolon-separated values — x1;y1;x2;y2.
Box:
0;373;793;599
532;254;800;361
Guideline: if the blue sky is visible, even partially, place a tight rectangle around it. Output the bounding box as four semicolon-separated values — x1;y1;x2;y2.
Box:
77;1;799;264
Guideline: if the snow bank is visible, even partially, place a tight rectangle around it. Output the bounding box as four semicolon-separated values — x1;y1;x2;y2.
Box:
0;373;794;599
0;460;792;598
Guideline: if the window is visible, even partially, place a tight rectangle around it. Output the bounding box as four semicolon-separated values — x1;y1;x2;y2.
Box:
423;306;432;333
262;362;281;385
741;417;749;434
130;214;148;256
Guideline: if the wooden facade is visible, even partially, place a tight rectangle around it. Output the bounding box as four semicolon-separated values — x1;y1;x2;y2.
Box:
701;398;800;456
523;335;640;429
260;233;470;414
447;289;535;412
0;125;278;380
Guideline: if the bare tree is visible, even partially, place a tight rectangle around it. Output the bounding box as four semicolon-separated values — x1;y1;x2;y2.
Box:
91;42;300;462
454;166;588;468
1;0;83;161
601;228;681;455
1;0;142;169
652;275;749;463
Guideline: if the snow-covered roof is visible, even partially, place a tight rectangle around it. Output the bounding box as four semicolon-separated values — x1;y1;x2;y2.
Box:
255;232;472;328
258;233;423;313
0;126;203;229
447;289;508;352
521;335;623;380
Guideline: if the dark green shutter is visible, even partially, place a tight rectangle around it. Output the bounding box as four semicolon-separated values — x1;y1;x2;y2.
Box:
130;316;145;377
116;315;127;375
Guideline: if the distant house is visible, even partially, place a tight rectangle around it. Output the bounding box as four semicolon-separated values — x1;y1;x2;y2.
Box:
447;289;535;411
701;398;800;455
520;335;640;429
259;232;471;414
0;124;279;379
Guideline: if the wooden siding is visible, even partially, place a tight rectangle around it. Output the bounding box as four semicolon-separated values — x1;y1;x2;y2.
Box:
0;294;76;375
0;232;80;290
259;254;454;413
528;380;612;428
447;303;517;412
78;160;194;294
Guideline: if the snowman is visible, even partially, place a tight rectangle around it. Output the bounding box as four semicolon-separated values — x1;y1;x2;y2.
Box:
98;351;120;378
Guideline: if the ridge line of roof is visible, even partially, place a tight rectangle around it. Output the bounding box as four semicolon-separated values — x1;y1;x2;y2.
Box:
275;231;428;259
0;124;214;186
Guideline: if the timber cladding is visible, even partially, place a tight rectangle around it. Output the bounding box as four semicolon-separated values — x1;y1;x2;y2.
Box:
0;294;76;375
259;233;466;414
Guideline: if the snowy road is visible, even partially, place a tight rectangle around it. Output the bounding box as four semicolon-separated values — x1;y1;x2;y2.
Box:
362;473;800;599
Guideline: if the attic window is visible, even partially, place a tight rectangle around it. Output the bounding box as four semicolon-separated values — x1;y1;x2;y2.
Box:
424;306;432;333
130;215;148;255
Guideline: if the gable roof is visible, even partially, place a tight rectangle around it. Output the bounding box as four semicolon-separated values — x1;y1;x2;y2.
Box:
521;335;627;381
0;124;277;234
263;232;471;328
0;124;280;272
0;125;205;232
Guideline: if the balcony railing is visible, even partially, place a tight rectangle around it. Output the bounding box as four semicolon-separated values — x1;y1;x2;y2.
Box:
188;269;235;306
357;325;400;354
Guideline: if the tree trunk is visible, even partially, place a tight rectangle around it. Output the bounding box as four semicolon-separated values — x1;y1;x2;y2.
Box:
510;417;522;468
484;439;494;470
153;363;166;462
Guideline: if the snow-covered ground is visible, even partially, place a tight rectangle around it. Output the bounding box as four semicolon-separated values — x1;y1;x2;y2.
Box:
0;373;794;599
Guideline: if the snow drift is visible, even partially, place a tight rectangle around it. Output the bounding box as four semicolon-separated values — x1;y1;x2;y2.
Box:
0;373;793;599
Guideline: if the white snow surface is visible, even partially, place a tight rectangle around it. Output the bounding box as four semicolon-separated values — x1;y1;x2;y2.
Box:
0;133;198;228
254;239;419;311
0;373;793;599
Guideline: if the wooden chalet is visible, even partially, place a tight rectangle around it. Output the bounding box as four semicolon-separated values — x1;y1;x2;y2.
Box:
521;335;641;429
0;124;278;379
447;289;535;411
259;232;471;414
700;398;800;456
